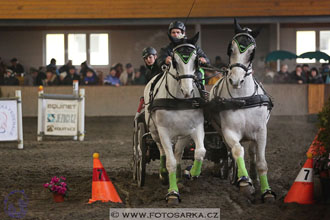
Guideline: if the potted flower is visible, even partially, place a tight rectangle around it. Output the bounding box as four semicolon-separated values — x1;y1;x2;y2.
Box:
44;176;68;202
315;98;330;202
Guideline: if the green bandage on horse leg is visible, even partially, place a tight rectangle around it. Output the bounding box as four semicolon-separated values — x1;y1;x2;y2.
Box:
260;174;271;193
236;157;248;178
168;172;178;192
190;160;203;177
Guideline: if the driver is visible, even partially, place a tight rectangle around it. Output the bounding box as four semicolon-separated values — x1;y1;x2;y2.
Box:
157;20;210;89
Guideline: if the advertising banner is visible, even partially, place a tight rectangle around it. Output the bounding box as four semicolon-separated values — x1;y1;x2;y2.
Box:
0;100;18;141
44;99;78;136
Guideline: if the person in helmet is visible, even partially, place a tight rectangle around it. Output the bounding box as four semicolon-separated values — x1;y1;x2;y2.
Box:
142;47;161;83
157;21;210;80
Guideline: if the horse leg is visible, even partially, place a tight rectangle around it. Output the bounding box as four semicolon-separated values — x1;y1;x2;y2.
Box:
189;124;206;178
223;130;255;197
156;143;168;184
248;141;258;182
174;137;188;186
157;127;180;204
255;128;276;203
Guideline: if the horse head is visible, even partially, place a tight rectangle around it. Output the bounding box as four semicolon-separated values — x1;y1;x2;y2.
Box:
168;32;199;98
227;19;260;88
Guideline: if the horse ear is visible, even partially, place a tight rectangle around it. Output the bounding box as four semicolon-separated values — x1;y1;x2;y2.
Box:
250;27;262;38
187;32;199;45
234;18;244;34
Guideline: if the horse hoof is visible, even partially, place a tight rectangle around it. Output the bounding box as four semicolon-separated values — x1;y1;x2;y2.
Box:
261;190;276;203
239;185;256;200
184;166;199;180
165;191;181;204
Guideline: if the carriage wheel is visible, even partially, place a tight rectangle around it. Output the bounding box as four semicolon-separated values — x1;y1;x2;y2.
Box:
228;152;238;185
132;126;138;181
136;122;146;187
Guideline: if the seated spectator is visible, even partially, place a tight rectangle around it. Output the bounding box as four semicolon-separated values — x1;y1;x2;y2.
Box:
308;67;324;84
43;69;59;86
104;67;120;87
120;63;135;85
62;66;80;85
274;64;290;83
133;66;147;85
24;67;39;86
213;56;226;69
4;69;19;85
82;69;98;85
114;63;124;78
289;65;306;84
302;64;310;80
80;61;96;78
58;60;73;75
9;58;25;76
36;66;47;86
46;58;58;74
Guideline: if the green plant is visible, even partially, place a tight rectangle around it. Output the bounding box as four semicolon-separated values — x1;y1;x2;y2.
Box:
317;98;330;156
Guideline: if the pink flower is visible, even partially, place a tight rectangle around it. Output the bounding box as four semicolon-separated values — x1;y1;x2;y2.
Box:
60;182;67;187
43;183;49;188
51;176;59;183
60;176;66;181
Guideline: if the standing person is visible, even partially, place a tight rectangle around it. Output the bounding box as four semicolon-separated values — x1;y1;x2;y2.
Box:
47;58;58;74
157;21;210;88
120;63;135;85
9;58;25;76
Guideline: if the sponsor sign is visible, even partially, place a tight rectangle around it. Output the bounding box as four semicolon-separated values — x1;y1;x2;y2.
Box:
44;99;78;136
0;100;18;141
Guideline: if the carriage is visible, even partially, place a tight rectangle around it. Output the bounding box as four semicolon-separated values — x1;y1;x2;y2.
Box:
132;97;238;187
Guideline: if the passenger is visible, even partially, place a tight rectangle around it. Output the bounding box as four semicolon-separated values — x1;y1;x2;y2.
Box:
142;47;160;83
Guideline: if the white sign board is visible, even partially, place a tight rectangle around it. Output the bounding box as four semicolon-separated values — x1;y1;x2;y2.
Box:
44;99;79;136
0;100;18;141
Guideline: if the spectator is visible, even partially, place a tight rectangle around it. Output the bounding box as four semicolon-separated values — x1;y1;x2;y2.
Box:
120;63;135;85
290;65;306;84
0;57;6;85
36;66;47;86
9;58;25;76
62;66;80;85
82;69;98;85
58;72;67;85
43;69;59;86
24;67;39;86
104;67;120;87
302;64;310;80
80;61;96;78
46;58;58;74
213;56;226;69
321;63;330;83
58;60;73;75
4;69;19;85
114;63;124;78
133;66;147;85
274;64;290;83
308;67;324;84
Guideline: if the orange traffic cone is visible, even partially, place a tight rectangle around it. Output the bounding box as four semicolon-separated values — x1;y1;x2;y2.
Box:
88;153;122;203
284;153;315;204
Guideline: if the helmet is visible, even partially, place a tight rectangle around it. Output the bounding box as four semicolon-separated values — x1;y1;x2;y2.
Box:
168;21;186;34
142;47;157;58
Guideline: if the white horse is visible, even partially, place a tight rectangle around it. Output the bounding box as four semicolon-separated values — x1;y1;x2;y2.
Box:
144;33;206;204
209;19;276;202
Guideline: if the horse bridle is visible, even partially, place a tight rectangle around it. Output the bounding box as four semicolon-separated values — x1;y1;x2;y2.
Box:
228;33;256;78
167;43;198;81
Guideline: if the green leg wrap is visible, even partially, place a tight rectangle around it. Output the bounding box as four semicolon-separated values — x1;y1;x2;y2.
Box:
176;164;182;183
260;174;271;193
168;172;178;192
190;160;203;177
236;157;249;178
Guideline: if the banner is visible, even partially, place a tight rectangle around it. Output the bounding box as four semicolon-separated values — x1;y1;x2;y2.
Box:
44;99;78;136
0;100;18;141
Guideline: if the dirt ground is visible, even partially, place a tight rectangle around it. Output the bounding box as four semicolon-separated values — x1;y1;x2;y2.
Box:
0;116;329;220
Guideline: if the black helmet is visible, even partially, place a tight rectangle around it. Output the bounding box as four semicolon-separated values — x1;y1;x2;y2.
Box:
142;47;157;58
168;21;186;34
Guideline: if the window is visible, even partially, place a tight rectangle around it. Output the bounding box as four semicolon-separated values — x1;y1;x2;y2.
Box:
46;34;65;65
320;31;330;63
45;33;109;66
296;31;316;63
